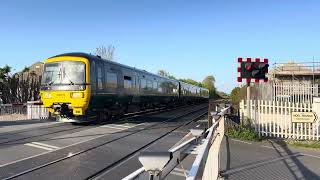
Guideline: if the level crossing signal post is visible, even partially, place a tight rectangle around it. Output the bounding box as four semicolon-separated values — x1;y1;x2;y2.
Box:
237;57;269;128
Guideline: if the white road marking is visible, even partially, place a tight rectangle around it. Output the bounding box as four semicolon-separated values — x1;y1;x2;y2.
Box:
24;143;54;151
0;133;110;168
261;145;275;149
196;125;200;127
230;139;252;144
101;125;127;130
0;122;145;168
31;142;59;150
111;124;132;128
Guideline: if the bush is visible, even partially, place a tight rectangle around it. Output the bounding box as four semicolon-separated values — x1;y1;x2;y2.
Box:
226;126;261;141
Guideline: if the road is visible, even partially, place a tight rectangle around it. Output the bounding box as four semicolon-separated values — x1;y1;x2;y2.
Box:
0;104;208;180
220;137;320;180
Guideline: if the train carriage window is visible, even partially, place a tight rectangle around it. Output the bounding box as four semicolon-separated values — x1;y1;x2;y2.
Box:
147;80;153;90
140;79;147;89
90;61;97;92
106;72;117;88
153;81;158;90
124;75;132;89
97;66;103;90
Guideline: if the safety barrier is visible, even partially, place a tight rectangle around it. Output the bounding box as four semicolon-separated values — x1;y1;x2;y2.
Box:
123;106;230;180
0;101;50;121
26;101;50;120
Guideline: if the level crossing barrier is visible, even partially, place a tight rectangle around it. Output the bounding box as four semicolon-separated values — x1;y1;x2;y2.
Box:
123;106;230;180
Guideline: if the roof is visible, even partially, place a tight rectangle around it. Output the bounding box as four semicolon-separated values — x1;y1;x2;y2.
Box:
48;52;209;91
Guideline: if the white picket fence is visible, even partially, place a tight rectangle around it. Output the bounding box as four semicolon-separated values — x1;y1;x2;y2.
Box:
0;102;50;121
240;99;320;140
273;83;318;103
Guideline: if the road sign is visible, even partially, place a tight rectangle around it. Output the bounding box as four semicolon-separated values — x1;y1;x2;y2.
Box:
292;112;317;123
237;57;269;83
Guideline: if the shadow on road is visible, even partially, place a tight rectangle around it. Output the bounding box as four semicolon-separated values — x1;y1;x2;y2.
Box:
269;139;319;180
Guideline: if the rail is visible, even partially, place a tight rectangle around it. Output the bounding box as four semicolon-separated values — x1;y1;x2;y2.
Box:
123;106;230;180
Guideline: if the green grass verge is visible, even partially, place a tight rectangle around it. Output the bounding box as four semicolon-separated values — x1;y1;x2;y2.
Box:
225;126;262;141
285;140;320;149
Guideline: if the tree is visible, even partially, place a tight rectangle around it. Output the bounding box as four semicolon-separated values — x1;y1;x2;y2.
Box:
230;87;241;106
179;78;203;87
0;65;42;103
202;75;218;98
158;70;170;77
157;70;177;80
0;65;11;80
96;45;115;61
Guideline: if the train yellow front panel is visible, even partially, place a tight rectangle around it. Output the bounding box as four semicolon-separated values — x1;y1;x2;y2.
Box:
40;56;91;116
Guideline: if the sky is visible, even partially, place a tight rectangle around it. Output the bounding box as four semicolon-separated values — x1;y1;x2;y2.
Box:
1;0;320;93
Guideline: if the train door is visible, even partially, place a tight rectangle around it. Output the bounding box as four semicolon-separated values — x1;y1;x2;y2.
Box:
178;82;181;98
90;60;97;95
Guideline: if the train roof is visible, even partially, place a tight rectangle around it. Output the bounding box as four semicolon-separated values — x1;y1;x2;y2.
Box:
49;52;209;91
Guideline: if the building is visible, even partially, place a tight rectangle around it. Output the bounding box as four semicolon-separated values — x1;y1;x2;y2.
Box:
269;61;320;84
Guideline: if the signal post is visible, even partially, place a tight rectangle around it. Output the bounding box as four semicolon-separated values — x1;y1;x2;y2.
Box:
237;57;269;127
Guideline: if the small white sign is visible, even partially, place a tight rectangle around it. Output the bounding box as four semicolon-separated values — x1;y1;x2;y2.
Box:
292;112;317;123
314;97;320;103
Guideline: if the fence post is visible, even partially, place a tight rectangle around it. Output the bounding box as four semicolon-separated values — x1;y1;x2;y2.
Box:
313;97;320;140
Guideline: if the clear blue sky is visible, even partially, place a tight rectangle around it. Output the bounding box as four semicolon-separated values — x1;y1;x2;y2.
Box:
1;0;320;93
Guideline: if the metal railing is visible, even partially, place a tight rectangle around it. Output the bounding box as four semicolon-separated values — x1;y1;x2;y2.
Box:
26;101;50;120
0;101;50;121
123;106;230;180
187;107;229;180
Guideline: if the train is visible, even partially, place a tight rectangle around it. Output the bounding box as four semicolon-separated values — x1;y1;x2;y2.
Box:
40;53;209;123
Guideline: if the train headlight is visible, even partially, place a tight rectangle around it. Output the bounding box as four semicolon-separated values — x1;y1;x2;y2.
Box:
71;92;84;98
43;93;52;99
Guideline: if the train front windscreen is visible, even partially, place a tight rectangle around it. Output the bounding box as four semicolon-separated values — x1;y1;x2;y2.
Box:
41;61;86;91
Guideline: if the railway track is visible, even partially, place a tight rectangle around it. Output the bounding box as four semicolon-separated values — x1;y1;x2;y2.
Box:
88;109;207;180
0;105;185;147
0;104;207;180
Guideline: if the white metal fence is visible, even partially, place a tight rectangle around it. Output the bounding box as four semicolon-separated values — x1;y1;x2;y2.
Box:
273;83;319;103
187;107;228;180
0;102;50;121
0;104;27;121
27;102;50;120
123;107;230;180
240;99;320;140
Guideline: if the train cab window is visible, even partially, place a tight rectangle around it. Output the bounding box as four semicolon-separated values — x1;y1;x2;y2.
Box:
106;72;117;88
140;79;147;90
124;75;132;89
97;66;103;90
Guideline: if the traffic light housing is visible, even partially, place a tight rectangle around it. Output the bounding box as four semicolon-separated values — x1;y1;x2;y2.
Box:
241;62;269;79
237;58;269;83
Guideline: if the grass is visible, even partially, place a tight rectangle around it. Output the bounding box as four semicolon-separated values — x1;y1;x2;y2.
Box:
225;126;262;141
285;140;320;149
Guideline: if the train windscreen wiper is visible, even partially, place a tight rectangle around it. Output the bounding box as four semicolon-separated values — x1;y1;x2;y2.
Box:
62;67;75;85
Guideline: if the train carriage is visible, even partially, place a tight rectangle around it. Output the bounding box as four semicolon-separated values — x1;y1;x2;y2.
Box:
40;52;209;123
